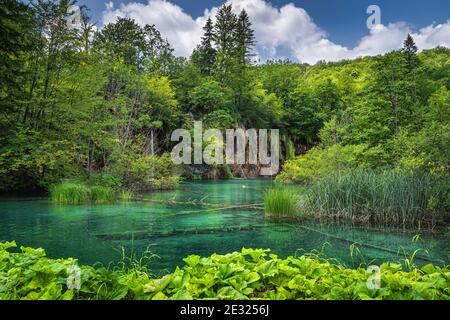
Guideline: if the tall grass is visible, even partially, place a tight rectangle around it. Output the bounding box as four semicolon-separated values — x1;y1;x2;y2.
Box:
119;190;134;202
90;186;116;204
51;181;132;204
51;182;91;204
264;188;299;218
306;170;436;226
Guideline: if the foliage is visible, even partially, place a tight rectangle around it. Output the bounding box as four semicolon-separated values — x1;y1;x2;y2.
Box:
276;144;368;184
50;181;132;204
110;153;179;191
1;242;449;300
0;1;448;222
50;182;91;205
305;170;447;226
264;188;299;218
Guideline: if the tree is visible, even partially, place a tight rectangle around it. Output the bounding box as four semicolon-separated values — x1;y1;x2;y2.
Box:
212;4;238;84
402;34;419;70
236;9;255;66
93;18;174;73
193;17;216;75
189;79;233;116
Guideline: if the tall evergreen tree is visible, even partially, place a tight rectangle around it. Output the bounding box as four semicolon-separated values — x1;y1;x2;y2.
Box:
402;34;419;70
212;4;238;83
236;9;255;65
194;17;216;75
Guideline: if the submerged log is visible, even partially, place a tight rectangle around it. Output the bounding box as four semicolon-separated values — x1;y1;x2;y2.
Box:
290;224;438;263
92;224;264;241
131;196;263;210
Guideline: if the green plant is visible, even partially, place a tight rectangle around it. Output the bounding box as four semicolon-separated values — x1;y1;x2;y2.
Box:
119;191;134;202
90;186;116;204
264;188;299;218
305;170;441;226
50;182;91;204
276;144;368;184
50;181;132;204
1;242;449;300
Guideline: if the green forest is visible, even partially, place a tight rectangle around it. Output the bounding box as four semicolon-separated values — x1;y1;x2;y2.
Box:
1;0;448;223
0;0;449;301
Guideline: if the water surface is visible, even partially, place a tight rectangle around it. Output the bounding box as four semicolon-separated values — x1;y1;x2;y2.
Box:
0;180;448;274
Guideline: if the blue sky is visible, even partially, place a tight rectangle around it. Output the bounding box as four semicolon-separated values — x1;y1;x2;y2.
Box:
80;0;450;48
78;0;450;63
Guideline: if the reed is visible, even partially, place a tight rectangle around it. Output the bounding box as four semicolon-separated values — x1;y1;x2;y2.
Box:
264;188;299;218
51;181;130;204
119;190;134;202
50;182;91;204
90;186;116;204
306;170;435;226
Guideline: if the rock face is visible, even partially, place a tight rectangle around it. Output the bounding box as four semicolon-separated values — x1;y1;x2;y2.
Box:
229;163;263;179
184;163;268;180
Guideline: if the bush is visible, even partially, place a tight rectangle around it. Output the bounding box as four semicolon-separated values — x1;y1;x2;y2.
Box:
276;144;368;184
264;188;299;218
111;153;180;191
1;242;448;300
306;170;445;226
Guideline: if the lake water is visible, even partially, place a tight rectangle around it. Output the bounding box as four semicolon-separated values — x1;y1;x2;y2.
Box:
0;180;448;274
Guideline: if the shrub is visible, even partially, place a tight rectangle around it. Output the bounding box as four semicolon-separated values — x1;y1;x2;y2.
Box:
111;153;180;191
1;242;448;300
276;144;368;184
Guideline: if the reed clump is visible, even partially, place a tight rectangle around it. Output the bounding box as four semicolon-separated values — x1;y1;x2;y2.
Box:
51;181;132;204
306;170;440;226
264;188;299;218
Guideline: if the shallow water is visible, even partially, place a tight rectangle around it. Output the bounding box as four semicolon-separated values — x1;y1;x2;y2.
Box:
0;180;448;274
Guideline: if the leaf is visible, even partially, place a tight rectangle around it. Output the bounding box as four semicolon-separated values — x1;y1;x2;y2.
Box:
170;288;193;300
183;255;201;267
216;287;248;300
143;275;173;293
152;292;168;300
255;260;278;277
421;264;436;274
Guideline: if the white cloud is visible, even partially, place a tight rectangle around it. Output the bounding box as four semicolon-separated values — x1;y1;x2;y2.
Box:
101;0;450;64
102;0;206;56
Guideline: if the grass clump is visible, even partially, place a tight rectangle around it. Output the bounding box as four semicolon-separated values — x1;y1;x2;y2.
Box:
264;188;299;218
89;186;116;204
306;170;441;226
51;181;133;204
50;182;91;204
119;190;134;202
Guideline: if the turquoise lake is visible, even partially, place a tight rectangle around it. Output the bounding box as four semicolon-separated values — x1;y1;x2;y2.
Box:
0;180;448;274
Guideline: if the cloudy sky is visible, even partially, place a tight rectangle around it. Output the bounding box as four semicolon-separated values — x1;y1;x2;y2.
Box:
78;0;450;64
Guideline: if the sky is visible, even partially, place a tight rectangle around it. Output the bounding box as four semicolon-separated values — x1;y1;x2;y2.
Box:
77;0;450;63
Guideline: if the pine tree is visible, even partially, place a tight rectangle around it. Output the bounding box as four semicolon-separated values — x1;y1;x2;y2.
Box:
212;4;238;83
195;17;216;75
402;34;419;70
236;9;255;66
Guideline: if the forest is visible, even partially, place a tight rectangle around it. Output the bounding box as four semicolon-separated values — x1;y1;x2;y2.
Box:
0;0;449;301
